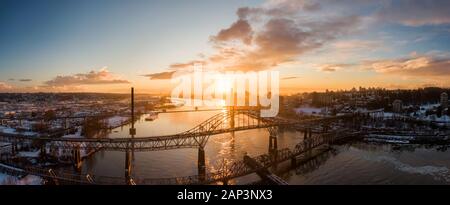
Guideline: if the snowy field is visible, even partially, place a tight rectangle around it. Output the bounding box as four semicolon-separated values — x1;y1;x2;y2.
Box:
294;107;323;116
0;125;37;136
0;173;42;185
106;116;129;128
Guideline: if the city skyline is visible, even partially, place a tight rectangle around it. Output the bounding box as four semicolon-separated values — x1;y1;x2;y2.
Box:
1;0;450;94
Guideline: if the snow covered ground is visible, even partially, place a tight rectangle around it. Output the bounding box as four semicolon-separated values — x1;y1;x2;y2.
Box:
370;112;395;118
0;173;43;185
17;150;40;158
0;125;37;136
106;116;129;128
428;115;450;123
62;127;82;138
0;163;43;185
420;103;440;111
294;107;323;116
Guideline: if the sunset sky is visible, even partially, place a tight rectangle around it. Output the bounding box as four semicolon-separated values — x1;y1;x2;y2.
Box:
1;0;450;94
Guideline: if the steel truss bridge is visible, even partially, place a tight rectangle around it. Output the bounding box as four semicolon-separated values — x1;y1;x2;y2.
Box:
0;109;352;151
0;109;358;184
136;129;357;185
0;129;356;185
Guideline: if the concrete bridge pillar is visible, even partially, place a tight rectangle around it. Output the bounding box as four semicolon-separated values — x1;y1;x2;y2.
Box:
72;148;82;171
257;108;261;126
304;129;312;157
72;146;82;171
40;142;47;160
125;149;132;183
268;126;279;155
230;110;235;129
268;128;278;167
83;117;88;135
268;135;278;154
198;147;206;182
11;142;17;156
64;118;68;131
291;156;297;168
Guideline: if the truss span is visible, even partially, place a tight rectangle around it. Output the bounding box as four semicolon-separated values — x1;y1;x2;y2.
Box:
0;110;350;151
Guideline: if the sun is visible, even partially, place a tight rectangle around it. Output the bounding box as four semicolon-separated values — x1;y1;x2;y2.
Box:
215;78;234;94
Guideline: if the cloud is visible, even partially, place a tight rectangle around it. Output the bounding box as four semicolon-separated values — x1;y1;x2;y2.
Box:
231;14;361;72
363;52;450;79
318;64;349;72
332;40;382;52
211;19;253;45
143;71;176;80
239;0;322;18
44;67;129;87
147;0;450;82
8;78;15;81
19;79;32;82
149;0;363;75
0;82;13;90
377;0;450;26
282;76;300;80
169;60;206;69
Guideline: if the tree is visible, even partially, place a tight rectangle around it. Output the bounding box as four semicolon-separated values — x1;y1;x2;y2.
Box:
33;122;49;132
82;117;107;138
43;110;56;121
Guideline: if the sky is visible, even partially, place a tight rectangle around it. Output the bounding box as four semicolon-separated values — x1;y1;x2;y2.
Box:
1;0;450;94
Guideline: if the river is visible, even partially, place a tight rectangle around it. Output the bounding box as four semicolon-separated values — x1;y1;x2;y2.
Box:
78;108;450;185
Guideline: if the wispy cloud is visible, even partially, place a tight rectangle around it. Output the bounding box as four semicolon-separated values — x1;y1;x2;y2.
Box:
282;76;300;80
366;56;450;76
0;82;13;90
377;0;450;26
361;52;450;85
331;40;382;52
143;71;176;80
19;79;32;82
169;60;206;69
44;67;129;87
317;64;352;72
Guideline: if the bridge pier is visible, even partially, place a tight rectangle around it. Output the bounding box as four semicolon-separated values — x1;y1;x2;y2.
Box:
222;180;228;185
268;126;278;155
72;146;82;171
198;147;206;183
125;149;132;183
40;141;47;160
269;136;277;154
11;142;17;156
304;129;312;157
64;118;68;132
230;109;235;129
83;117;89;136
290;156;297;167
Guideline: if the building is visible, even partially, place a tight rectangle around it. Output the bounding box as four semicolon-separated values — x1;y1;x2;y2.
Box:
441;92;448;109
312;92;333;106
392;99;403;113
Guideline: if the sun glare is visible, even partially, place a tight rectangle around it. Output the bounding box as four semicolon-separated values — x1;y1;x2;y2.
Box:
215;78;233;94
